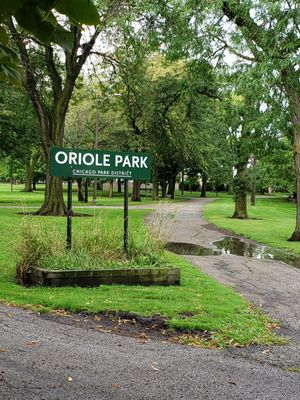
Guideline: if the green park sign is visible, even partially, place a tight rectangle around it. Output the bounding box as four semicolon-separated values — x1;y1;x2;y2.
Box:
50;147;152;180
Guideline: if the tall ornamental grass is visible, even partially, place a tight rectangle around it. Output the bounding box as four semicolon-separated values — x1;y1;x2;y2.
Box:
16;210;169;284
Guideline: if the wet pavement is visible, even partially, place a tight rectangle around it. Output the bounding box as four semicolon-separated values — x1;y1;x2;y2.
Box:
165;198;300;339
166;236;300;268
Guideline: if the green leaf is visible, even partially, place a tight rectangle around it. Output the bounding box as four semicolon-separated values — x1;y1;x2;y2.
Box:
0;0;23;22
15;5;55;44
55;0;100;25
0;63;21;82
37;0;59;13
0;25;8;45
0;44;19;63
52;26;74;52
44;11;58;27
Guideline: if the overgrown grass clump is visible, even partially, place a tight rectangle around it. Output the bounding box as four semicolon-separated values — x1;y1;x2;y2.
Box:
16;212;166;283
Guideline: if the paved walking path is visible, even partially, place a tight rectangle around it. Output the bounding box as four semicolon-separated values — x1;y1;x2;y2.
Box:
0;197;299;400
166;198;300;338
165;197;300;368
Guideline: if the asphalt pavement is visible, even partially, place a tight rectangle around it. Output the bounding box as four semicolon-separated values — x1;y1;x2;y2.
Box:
0;304;299;400
1;197;299;399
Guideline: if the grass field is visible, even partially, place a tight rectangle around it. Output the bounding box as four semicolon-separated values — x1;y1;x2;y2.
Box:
0;183;155;207
0;185;282;347
204;194;300;254
0;182;205;207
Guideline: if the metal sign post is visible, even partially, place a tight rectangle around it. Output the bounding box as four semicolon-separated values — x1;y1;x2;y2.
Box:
49;147;152;255
124;179;129;257
66;177;72;249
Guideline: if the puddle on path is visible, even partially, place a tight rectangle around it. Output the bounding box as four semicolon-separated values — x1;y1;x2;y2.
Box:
214;237;300;268
166;238;300;268
165;242;220;256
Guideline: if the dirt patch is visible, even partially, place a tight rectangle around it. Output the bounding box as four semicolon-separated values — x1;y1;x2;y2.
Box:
41;309;211;344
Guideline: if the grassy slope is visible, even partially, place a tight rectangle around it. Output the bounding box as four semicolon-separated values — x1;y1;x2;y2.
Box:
204;194;300;254
0;185;281;347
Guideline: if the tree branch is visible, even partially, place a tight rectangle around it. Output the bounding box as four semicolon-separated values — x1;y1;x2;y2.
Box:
222;1;269;51
45;46;62;101
212;35;256;62
195;88;222;101
7;18;50;153
76;29;100;73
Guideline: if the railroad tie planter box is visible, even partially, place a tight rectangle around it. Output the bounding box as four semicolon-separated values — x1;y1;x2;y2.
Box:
25;267;181;287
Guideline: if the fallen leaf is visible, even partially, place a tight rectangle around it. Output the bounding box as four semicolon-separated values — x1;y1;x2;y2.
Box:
53;309;69;317
94;316;101;321
228;381;236;385
151;362;160;371
0;348;8;353
27;340;40;346
112;384;120;389
267;322;280;330
95;327;112;334
138;333;148;340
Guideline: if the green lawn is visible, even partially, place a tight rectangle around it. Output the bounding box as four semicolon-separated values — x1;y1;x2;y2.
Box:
204;194;300;254
0;183;155;207
0;182;203;207
0;187;283;347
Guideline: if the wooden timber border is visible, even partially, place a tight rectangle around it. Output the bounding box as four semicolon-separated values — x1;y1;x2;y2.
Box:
26;267;181;287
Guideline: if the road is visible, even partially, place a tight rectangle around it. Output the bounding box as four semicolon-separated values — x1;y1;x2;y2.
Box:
1;197;299;399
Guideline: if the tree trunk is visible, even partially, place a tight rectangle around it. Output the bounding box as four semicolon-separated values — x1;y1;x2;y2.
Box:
289;111;300;240
200;174;207;198
250;190;255;206
35;112;66;215
93;179;97;204
168;175;176;199
77;178;84;202
117;179;122;193
38;174;66;215
152;166;159;200
108;180;113;198
250;154;256;206
232;163;248;219
10;159;13;192
24;151;39;192
131;180;141;202
24;166;33;192
233;192;248;219
93;111;99;205
284;85;300;240
161;180;167;198
84;178;89;203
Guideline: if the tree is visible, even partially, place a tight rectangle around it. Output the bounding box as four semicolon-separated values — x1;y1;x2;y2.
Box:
6;1;125;215
0;81;41;190
216;1;300;235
